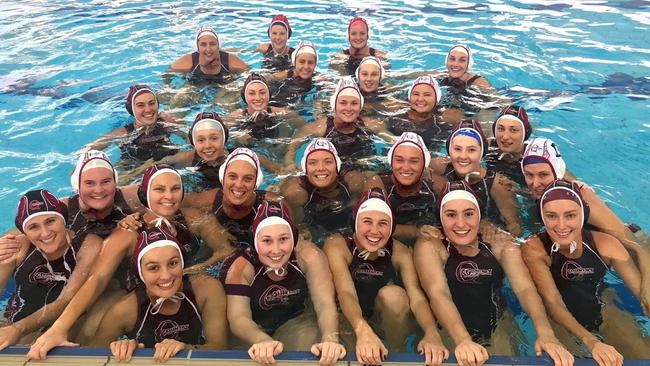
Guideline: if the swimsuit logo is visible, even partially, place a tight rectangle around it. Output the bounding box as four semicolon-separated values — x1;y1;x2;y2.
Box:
561;260;594;281
148;231;162;241
3;288;25;322
29;264;66;285
154;320;190;342
259;284;300;310
455;261;492;283
353;263;383;281
29;200;44;211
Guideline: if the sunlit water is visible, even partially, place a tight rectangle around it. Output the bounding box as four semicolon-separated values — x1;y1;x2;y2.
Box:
0;0;648;354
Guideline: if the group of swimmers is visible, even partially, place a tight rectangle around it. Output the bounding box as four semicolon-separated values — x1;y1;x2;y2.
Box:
0;13;648;366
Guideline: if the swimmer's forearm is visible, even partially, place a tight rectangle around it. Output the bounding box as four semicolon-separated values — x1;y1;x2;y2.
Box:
315;305;339;343
51;274;109;332
231;319;273;344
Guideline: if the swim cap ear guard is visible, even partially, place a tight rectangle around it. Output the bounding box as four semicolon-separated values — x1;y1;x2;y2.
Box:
251;200;298;253
241;73;270;105
446;119;488;157
352;188;395;236
15;189;68;233
126;85;158;116
300;138;342;174
407;75;441;104
70;150;118;193
189;112;228;146
387;132;431;177
493;105;532;143
521;137;566;180
133;226;185;282
218;148;264;188
268;14;292;38
137;164;184;209
355;56;384;83
291;41;318;66
538;179;590;226
446;44;474;70
330;76;364;111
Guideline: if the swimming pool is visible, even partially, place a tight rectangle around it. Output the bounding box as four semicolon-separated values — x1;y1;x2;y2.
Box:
0;0;648;355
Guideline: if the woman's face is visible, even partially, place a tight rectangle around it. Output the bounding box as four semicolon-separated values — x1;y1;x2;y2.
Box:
295;53;316;80
409;84;437;114
391;145;424;187
141;246;183;299
523;163;555;199
148;172;183;218
449;135;482;177
269;24;288;51
446;49;469;79
358;63;381;93
256;224;293;269
194;129;224;162
197;35;219;65
222;160;257;206
348;24;368;49
495;119;524;154
355;211;392;253
440;199;480;246
133;92;158;126
335;95;361;124
78;167;116;212
24;214;68;259
306;150;338;189
246;83;270;112
541;199;583;247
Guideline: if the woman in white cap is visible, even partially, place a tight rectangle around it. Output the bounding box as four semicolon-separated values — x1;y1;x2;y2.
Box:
415;181;574;366
267;41;324;107
0;190;101;351
522;180;650;364
26;165;233;360
440;44;491;92
118;112;229;190
182;148;281;250
521;137;650;316
325;188;449;366
281;138;363;245
170;26;248;84
93;226;227;363
220;200;346;366
366;132;438;246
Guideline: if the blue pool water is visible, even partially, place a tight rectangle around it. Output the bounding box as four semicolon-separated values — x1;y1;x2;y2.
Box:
0;0;649;354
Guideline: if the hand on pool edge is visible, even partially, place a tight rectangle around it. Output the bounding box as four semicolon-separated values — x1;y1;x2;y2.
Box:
534;335;574;366
26;327;78;360
248;339;283;365
310;341;346;365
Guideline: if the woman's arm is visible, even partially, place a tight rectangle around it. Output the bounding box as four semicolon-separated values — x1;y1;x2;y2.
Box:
392;240;448;362
283;119;325;169
190;275;228;349
593;231;642;299
84;127;127;152
266;70;289;83
493;236;573;365
182;189;218;211
91;292;138;347
280;177;307;225
184;208;235;272
490;172;521;237
170;53;194;73
27;228;138;360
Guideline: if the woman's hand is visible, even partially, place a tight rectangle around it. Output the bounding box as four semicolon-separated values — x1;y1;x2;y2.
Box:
589;341;623;366
0;234;22;263
310;341;346;366
153;338;185;362
417;334;449;366
0;325;21;351
110;339;144;363
419;225;443;240
248;340;283;365
454;338;489;366
26;326;79;360
534;335;574;366
355;326;387;365
118;212;143;232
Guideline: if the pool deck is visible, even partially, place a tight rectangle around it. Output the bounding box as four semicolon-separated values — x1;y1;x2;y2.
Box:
1;347;647;365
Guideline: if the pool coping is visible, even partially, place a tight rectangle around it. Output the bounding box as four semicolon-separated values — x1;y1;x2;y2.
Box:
1;346;648;365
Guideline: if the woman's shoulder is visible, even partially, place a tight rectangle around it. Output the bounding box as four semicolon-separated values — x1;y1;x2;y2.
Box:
170;53;195;72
